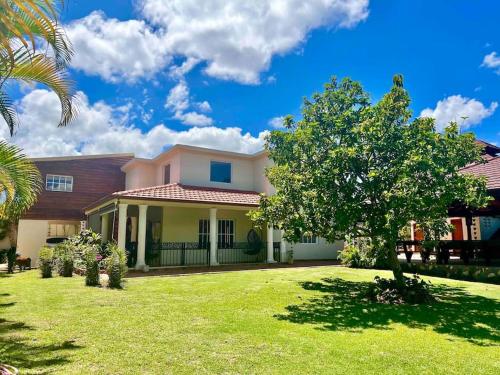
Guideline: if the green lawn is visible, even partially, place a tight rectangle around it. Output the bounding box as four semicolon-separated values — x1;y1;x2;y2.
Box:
1;266;499;374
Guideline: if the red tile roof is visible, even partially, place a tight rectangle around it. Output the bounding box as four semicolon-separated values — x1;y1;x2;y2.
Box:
111;183;261;206
460;156;500;191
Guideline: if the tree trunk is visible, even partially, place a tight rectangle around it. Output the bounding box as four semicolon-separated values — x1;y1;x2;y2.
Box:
7;222;17;249
387;239;405;289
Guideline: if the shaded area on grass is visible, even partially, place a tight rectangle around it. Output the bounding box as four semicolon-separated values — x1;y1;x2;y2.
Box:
276;278;500;346
0;295;83;372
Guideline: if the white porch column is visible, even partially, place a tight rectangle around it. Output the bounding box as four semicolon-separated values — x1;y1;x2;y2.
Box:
117;203;128;250
280;230;287;263
209;208;218;266
136;204;148;270
267;225;276;263
101;213;109;242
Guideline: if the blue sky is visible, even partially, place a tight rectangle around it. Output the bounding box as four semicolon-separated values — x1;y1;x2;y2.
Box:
3;0;500;157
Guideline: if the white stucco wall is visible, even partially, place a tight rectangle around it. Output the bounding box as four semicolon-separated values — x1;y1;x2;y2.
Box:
284;238;343;260
179;151;256;190
125;162;157;190
253;154;275;194
16;219;49;266
154;152;181;185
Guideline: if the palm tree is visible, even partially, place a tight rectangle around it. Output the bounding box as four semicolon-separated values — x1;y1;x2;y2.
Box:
0;0;77;134
0;140;41;249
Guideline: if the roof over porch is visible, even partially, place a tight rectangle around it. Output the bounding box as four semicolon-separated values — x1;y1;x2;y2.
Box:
85;183;261;214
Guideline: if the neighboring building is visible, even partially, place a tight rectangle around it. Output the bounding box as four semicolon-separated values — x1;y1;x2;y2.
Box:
13;154;134;262
16;145;343;266
411;140;500;242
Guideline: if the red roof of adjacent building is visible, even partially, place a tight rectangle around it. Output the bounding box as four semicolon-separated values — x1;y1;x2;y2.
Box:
460;156;500;191
109;183;261;207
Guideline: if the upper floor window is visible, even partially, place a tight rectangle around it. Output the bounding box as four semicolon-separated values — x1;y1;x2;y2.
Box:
46;174;73;192
210;161;231;183
300;234;317;244
164;164;171;184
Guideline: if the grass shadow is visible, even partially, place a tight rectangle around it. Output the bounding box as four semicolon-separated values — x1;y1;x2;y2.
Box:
0;296;83;373
275;278;500;346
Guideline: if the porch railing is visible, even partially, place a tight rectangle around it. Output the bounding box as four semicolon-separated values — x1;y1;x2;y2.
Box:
147;242;209;267
217;242;266;264
142;241;282;267
397;240;500;265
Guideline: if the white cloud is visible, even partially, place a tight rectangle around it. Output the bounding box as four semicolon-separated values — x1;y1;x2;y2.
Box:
482;51;500;74
138;0;369;84
196;101;212;113
0;90;266;157
66;2;368;84
268;116;285;129
66;11;170;83
420;95;498;131
165;80;214;126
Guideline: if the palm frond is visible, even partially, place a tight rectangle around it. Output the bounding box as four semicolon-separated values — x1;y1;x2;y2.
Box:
0;1;71;69
0;91;18;135
9;53;77;127
0;140;41;220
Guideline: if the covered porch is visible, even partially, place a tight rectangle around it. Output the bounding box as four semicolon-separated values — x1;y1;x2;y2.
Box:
86;184;287;270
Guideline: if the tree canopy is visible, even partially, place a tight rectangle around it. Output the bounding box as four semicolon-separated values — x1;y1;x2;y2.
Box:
251;75;490;284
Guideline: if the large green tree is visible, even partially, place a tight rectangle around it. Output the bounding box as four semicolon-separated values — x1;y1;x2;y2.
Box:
0;0;76;134
251;75;490;286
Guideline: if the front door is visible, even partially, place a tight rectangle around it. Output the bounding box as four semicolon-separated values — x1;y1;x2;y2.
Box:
450;219;464;241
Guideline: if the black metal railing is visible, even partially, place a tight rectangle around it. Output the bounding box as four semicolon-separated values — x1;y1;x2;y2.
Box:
397;240;500;265
217;242;266;264
147;242;209;267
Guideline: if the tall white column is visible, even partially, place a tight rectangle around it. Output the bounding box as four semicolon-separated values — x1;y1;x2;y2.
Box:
101;213;109;242
136;204;148;270
117;203;128;250
280;230;287;263
267;224;276;263
209;208;218;266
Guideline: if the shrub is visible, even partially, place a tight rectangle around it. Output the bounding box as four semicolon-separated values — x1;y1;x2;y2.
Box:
339;237;390;269
104;242;128;289
39;247;54;278
339;244;364;267
367;274;433;304
6;247;17;274
54;242;74;277
82;245;100;286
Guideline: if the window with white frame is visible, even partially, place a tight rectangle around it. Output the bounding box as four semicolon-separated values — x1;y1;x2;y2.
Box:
198;219;210;248
300;234;318;244
218;219;234;248
198;219;235;249
46;174;73;192
47;223;78;237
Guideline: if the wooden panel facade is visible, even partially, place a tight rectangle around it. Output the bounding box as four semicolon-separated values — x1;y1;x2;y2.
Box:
22;155;133;221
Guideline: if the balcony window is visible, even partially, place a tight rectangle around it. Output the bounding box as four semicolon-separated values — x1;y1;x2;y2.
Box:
210;161;231;183
164;164;171;184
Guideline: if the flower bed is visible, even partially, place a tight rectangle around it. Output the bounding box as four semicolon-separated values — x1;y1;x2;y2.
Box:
401;263;500;284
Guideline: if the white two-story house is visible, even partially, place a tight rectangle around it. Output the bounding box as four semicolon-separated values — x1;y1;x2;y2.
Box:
10;145;340;267
81;145;342;270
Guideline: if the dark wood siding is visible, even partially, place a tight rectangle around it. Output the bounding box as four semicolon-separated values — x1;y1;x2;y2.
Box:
22;155;133;221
